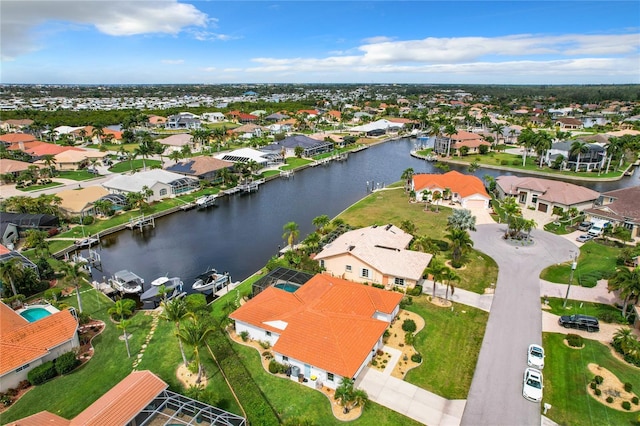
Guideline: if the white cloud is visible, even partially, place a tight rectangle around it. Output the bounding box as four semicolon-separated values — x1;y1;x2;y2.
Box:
1;0;208;60
362;36;395;44
191;30;239;42
161;59;184;65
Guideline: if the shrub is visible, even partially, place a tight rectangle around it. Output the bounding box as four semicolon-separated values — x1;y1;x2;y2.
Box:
511;159;520;166
594;388;602;396
594;375;604;385
632;396;639;405
55;351;79;375
607;396;614;403
262;351;273;360
28;361;57;385
566;334;583;347
268;359;281;374
239;331;249;342
500;160;509;166
622;401;631;410
81;215;95;226
407;285;423;296
402;319;417;333
404;332;415;345
411;353;422;363
258;340;271;349
78;311;91;325
371;283;385;289
625;382;633;392
590;381;597;390
376;349;384;356
17;380;30;391
371;360;378;366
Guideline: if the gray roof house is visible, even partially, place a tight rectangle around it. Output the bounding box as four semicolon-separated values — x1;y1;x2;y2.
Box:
545;141;606;171
261;135;333;158
584;186;640;241
102;170;199;202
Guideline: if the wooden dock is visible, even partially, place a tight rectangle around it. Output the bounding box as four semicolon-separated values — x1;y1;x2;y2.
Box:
126;214;155;231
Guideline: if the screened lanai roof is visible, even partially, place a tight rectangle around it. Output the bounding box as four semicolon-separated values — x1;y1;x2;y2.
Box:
252;267;315;297
100;193;127;206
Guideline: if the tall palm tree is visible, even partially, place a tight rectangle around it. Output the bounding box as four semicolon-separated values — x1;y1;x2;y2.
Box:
312;215;330;233
117;319;132;358
411;236;440;257
108;299;134;321
608;266;640;319
501;196;522;236
134;139;153;171
443;124;457;157
569;141;590;172
518;128;536;167
168;150;183;164
400;168;414;192
432;191;442;212
61;261;89;313
490;122;505;148
604;137;624;174
0;257;23;297
91;125;105;146
534;132;552;168
176;319;215;384
425;259;447;298
445;229;474;266
282;221;300;249
160;297;192;366
442;268;460;301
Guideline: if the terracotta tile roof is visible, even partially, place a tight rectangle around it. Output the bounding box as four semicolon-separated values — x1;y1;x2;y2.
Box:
413;171;489;199
0;244;10;255
70;370;167;426
5;411;70;426
0;304;78;375
17;142;83;157
3;119;34;127
496;176;600;206
230;274;402;377
297;109;319;115
0;159;40;174
453;139;491;149
0;133;37;144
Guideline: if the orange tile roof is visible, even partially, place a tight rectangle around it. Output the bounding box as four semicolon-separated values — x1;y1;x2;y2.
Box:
70;370;167;426
0;244;10;255
413;170;489;199
17;142;84;157
0;133;37;144
0;304;78;375
5;411;70;426
230;274;402;377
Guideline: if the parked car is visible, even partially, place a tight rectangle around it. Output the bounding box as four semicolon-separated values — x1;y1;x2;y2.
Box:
577;221;592;231
576;233;594;243
527;344;545;369
523;368;544;402
558;314;599;332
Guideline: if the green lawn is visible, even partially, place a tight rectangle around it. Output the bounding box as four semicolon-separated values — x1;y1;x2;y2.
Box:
543;297;628;324
404;297;489;399
17;182;63;192
543;333;640;426
281;157;313;170
446;152;626;179
108;159;161;173
540;241;620;287
57;170;99;181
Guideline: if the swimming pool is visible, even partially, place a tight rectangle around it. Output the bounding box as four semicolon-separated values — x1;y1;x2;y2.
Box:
18;305;58;322
273;282;301;293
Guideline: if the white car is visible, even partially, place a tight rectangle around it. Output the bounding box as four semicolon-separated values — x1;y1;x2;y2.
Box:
527;344;545;369
523;368;544;402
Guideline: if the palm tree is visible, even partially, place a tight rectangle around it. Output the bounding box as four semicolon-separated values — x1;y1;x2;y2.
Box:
612;327;638;356
93;199;113;217
432;191;442;212
168;150;183;164
518;128;536;167
41;154;57;176
176;319;215;384
61;261;89;313
445;229;474;266
534;132;552;168
217;167;232;186
0;257;23;297
282;221;300;249
447;209;477;231
399;220;417;235
160;297;192;366
91;125;105;146
490;122;505;148
312;215;330;234
569;141;590;172
117;318;132;358
426;259;447;298
108;299;134;321
604;137;624;174
443;124;457;157
134;140;153;171
411;236;440;257
608;266;640;319
442;268;460;301
400;168;414;192
501;196;522;237
303;232;321;254
350;388;369;410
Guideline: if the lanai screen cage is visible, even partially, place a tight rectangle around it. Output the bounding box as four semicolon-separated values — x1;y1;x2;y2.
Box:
251;267;314;298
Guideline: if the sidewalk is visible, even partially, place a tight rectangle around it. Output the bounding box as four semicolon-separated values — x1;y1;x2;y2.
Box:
539;278;617;305
424;280;494;312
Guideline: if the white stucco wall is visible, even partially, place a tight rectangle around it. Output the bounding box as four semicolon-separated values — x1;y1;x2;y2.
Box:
235;321;281;347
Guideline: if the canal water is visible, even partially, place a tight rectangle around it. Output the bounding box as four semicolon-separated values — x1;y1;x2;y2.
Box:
89;138;636;292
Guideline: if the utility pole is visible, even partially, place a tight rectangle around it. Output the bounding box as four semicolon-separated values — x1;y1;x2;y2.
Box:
563;253;578;308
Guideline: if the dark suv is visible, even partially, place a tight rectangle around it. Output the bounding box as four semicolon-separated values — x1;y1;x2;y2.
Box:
558;314;599;332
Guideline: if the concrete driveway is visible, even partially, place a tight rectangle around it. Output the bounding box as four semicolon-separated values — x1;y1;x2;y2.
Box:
541;311;639;343
461;224;577;426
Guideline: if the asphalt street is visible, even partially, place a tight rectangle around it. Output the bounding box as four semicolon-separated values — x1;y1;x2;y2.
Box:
461;224;577;426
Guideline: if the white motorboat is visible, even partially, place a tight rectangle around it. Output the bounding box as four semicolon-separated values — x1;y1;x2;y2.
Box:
109;270;144;294
141;276;184;303
192;269;230;292
195;194;217;208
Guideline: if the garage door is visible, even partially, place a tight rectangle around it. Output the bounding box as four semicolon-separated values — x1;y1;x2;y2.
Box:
464;200;487;209
538;203;548;213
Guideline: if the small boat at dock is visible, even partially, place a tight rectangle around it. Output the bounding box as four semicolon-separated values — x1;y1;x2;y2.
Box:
109;270;144;294
192;269;230;292
141;276;184;305
195;194;217;208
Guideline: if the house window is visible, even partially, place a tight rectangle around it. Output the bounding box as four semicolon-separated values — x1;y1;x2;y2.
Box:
532;194;538;204
394;277;405;286
327;373;334;382
15;363;29;373
346;265;352;272
159;189;167;196
319;259;325;269
266;331;271;337
519;192;527;204
361;268;369;278
282;356;288;362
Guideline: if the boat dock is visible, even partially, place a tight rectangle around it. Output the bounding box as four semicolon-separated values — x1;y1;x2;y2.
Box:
280;170;294;179
126;214;155;231
238;178;265;193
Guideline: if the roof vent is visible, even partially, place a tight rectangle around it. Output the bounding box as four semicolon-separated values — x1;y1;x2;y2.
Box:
385;224;392;230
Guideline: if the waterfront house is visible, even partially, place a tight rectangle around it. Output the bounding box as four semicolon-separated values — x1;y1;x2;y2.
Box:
0;213;60;235
433;130;490;157
545;141;605;171
260;134;334;158
215;147;280;167
147;115;168;127
230;123;265;139
555;117;584;130
349;119;404;136
584;186;640;240
314;224;432;290
201;111;226;122
0;244;38;271
56;186;109;219
6;370;246;426
165;156;235;182
166;112;201;130
102;170;199;202
156;133;194;152
229;274;403;390
412;171;490;209
0;302;79;392
495;176;600;215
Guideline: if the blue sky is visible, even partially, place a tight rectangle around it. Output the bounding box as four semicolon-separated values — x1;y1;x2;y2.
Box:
2;1;639;84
